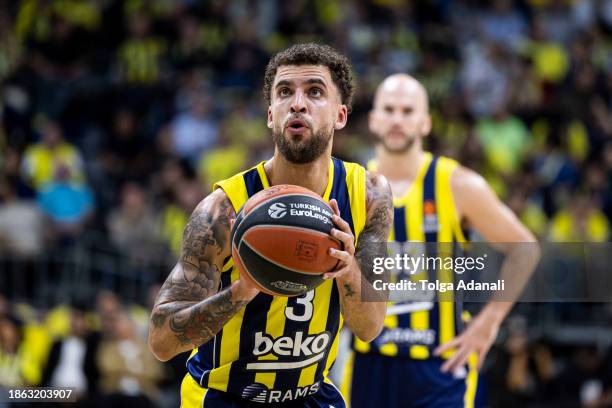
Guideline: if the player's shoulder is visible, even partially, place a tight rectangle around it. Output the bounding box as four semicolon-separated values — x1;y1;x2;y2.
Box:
448;163;488;193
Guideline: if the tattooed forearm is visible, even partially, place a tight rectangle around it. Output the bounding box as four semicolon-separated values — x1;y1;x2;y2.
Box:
148;190;243;361
168;290;248;346
343;283;356;297
355;172;393;284
335;172;392;341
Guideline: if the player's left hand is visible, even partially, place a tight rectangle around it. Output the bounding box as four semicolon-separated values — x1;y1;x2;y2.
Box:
324;199;357;281
434;310;500;373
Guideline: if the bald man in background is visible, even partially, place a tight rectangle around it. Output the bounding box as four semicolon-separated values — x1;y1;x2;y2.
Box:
342;75;539;407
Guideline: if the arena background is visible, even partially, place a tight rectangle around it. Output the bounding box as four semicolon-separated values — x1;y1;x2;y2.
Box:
0;0;611;407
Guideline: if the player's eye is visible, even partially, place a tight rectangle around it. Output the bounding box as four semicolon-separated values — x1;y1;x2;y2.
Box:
279;88;291;97
403;107;413;115
309;88;322;97
384;106;393;114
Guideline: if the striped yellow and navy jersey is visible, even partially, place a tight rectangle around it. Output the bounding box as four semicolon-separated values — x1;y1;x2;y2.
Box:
354;152;467;360
185;157;367;403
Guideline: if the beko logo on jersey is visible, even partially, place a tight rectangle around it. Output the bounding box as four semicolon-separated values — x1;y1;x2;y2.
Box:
253;331;330;357
268;203;287;218
247;331;331;370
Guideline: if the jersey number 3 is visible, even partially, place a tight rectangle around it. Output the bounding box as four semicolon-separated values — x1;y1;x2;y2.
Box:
285;290;314;322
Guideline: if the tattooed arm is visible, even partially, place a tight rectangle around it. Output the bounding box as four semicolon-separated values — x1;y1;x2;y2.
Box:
148;189;259;362
327;172;393;342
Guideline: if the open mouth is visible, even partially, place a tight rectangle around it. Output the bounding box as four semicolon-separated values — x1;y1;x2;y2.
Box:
286;118;308;131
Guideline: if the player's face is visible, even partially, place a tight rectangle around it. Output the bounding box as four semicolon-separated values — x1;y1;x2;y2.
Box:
268;65;347;164
369;84;431;153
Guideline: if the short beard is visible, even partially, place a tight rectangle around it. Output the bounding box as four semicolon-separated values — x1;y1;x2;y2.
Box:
273;125;332;164
380;133;416;154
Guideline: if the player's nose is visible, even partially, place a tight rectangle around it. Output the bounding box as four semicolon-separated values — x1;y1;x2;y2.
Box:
290;89;307;113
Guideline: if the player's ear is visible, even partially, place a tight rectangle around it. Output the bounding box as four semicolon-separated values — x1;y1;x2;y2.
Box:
368;109;376;134
421;114;432;137
334;104;348;130
267;106;273;129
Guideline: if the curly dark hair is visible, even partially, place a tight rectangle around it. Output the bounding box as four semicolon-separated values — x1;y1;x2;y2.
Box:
263;43;354;112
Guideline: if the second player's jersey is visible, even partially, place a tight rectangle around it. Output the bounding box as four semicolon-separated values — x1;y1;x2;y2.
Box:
354;152;467;360
186;158;367;404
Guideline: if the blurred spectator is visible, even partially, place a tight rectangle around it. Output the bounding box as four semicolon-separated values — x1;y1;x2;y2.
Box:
169;91;218;164
460;42;511;117
99;108;155;185
107;182;164;266
479;0;527;50
488;317;558;407
96;310;162;408
160;179;203;257
116;13;165;85
549;194;610;242
37;164;94;243
40;300;101;405
0;314;24;387
96;290;122;337
0;11;22;82
0;177;45;257
475;105;530;175
21;119;84;191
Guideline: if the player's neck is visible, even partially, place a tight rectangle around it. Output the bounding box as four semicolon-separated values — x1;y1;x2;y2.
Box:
265;148;331;197
375;142;425;183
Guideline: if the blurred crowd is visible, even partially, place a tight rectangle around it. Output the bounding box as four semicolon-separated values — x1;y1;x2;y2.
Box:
0;0;612;406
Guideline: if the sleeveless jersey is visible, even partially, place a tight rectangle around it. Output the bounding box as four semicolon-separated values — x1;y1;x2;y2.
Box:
186;157;367;402
354;153;467;360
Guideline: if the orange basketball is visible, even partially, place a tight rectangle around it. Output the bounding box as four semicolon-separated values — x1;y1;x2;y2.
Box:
231;185;341;296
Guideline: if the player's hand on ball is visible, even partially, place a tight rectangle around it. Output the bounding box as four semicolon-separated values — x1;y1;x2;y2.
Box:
434;311;500;373
324;199;357;281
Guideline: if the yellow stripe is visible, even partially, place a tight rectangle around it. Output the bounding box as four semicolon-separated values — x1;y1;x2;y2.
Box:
254;296;289;388
256;162;270;188
213;166;252;212
464;352;479;408
323;313;344;376
324;159;334;200
353;336;370;353
344;161;367;240
436;158;458;359
180;373;208;408
207;267;241;392
379;313;398;356
339;351;354;407
298;280;333;387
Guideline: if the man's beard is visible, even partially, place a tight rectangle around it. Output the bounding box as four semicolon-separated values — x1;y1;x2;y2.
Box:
273;124;332;164
379;132;417;154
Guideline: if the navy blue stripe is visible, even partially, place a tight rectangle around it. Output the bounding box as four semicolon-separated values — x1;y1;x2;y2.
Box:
190;271;233;386
315;282;341;381
226;293;274;395
423;158;439;349
393;207;407;243
453;242;465;337
423;157;437;243
331;158;355;235
227;170;269;394
243;167;264;197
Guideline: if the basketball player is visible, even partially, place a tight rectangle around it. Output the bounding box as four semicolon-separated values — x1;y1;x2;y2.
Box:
344;74;540;407
148;43;393;407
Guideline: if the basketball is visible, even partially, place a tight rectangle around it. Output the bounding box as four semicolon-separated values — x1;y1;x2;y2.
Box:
231;184;342;296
